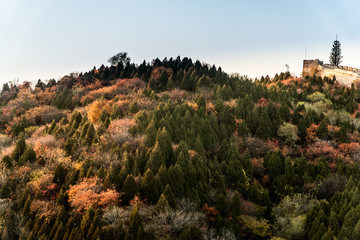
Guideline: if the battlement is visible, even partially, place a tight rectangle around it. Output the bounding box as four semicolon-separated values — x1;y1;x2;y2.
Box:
302;59;360;87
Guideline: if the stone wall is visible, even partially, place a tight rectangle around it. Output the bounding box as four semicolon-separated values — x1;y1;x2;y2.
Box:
302;59;360;87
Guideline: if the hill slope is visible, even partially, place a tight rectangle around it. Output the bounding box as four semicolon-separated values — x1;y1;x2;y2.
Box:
0;56;360;239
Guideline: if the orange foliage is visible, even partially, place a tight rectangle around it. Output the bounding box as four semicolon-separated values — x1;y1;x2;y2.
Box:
201;203;218;221
187;101;199;111
87;99;112;123
68;177;120;213
30;200;57;218
129;194;148;208
261;175;270;186
306;123;318;143
151;67;173;79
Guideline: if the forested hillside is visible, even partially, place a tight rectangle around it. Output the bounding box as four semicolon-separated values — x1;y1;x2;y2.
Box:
1;55;360;239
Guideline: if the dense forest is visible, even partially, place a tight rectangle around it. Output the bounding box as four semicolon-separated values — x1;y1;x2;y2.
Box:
1;54;360;239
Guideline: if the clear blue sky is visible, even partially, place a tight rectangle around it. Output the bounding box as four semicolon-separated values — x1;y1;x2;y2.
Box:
1;0;360;85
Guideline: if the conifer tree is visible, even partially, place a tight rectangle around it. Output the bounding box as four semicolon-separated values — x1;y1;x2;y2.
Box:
163;184;176;209
128;204;144;240
339;125;349;143
330;37;342;66
194;134;206;158
2;155;12;169
231;190;242;217
18;146;36;164
146;141;165;174
316;120;329;139
84;124;95;145
121;174;138;204
141;169;160;204
80;207;95;238
167;74;175;90
144;120;157;147
179;225;203;240
154;194;170;213
11;133;26;162
255;110;272;139
53;163;67;187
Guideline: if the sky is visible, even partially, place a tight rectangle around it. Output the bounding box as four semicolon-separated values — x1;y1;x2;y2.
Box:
1;0;360;86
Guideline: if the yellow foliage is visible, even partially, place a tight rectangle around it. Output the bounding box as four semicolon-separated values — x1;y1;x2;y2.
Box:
87;99;112;123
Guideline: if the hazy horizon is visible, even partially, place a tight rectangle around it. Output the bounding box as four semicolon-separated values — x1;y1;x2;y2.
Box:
1;0;360;85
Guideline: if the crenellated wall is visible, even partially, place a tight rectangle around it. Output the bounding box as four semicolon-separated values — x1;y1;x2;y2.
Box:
302;59;360;87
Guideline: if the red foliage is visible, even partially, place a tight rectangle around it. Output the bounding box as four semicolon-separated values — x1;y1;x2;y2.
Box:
255;97;269;107
303;140;340;162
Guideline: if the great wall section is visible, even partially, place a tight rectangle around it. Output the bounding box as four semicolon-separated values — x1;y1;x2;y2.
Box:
302;59;360;87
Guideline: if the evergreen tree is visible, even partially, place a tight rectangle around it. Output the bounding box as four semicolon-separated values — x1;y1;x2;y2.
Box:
11;133;26;162
339;125;349;143
146;141;165;174
163;184;176;209
128;204;144;240
255;110;272;139
121;174;138;204
144;120;157;147
80;207;95;238
2;155;12;169
18;146;36;164
231;191;242;217
84;124;95;145
316;120;328;139
298;118;308;143
329;37;342;66
53;163;67;187
179;225;203;240
154;194;170;213
141;169;161;204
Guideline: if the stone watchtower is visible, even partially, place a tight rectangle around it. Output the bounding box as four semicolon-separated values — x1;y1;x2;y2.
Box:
302;59;360;87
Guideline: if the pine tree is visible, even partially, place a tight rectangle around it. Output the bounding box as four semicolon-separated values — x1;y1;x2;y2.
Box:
80;207;95;238
179;225;203;240
2;155;12;169
129;101;140;114
167;75;175;90
53;163;67;187
339;125;349;143
163;184;176;209
18;146;36;165
154;194;170;213
141;169;160;204
316;120;328;139
330;37;342;66
231;191;242;217
255;110;272;139
144;120;157;147
121;174;138;204
128;204;144;240
84;124;95;145
11;133;26;162
146;141;165;174
298;118;307;143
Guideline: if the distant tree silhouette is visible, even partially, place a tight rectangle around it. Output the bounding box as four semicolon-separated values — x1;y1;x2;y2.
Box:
108;52;131;66
330;37;342;66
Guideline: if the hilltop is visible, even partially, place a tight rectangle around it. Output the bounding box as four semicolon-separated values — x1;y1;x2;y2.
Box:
1;55;360;239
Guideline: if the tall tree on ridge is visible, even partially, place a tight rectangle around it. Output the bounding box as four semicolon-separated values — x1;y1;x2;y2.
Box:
330;36;342;66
